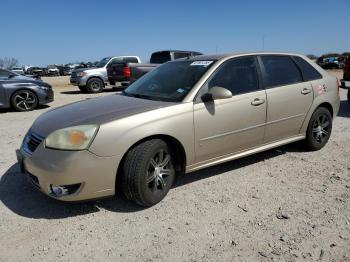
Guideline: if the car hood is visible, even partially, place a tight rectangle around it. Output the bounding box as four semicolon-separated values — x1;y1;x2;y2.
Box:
31;94;174;137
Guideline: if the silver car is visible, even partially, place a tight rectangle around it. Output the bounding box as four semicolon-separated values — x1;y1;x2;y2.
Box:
17;52;340;206
70;56;141;93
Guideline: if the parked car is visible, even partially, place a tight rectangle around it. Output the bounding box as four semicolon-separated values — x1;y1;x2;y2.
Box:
70;56;141;93
107;50;202;86
26;67;46;77
17;52;339;206
0;68;53;111
317;57;340;69
11;67;24;75
340;56;350;103
46;65;60;76
57;65;72;76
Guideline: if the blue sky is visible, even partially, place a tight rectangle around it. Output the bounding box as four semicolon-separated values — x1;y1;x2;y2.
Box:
1;0;349;66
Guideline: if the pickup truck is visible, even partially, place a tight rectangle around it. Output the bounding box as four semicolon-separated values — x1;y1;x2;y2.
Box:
70;56;141;93
107;50;202;86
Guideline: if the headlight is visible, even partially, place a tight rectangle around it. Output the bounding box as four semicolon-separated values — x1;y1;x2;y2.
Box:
78;72;87;77
38;85;50;90
45;125;98;150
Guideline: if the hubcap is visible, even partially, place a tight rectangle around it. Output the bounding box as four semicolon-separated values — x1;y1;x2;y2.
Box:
91;81;101;90
14;91;36;110
146;149;173;193
312;114;330;144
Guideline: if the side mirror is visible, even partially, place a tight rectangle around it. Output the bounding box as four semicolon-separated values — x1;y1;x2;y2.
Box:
201;86;232;102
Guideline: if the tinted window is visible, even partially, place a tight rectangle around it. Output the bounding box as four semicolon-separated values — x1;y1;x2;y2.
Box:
208;57;259;95
293;56;322;81
150;52;171;64
174;52;190;59
260;56;302;88
123;57;139;63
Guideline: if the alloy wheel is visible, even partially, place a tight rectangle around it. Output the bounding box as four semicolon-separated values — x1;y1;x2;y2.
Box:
146;149;174;193
312;113;331;144
13;91;37;111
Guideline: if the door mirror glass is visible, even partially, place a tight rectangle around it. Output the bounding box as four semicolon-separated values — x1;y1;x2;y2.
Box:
202;86;232;102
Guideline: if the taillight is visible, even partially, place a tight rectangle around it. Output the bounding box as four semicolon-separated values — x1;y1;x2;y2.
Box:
336;77;340;96
123;66;131;78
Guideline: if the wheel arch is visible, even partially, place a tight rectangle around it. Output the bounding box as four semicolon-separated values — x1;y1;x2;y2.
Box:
316;102;334;118
87;76;105;86
115;134;187;189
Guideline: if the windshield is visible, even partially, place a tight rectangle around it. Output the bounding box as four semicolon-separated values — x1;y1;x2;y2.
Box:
96;57;111;68
123;60;215;102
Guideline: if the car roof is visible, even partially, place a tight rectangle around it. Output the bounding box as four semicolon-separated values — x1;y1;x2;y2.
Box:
189;52;306;61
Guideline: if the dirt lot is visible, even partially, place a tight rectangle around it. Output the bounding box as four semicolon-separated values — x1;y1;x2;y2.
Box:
0;72;349;261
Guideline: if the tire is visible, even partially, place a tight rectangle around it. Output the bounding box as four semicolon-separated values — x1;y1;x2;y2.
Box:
11;90;38;112
304;107;332;151
121;139;176;207
347;89;350;104
86;78;104;93
78;86;88;93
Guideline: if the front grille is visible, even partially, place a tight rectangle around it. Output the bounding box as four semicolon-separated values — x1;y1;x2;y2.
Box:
24;132;44;154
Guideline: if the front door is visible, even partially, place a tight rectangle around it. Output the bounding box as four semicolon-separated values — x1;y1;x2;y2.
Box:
193;56;267;163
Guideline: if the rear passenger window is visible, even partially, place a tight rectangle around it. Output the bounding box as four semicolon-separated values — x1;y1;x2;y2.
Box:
174;52;190;59
123;57;139;63
208;57;259;95
293;56;322;81
260;56;302;88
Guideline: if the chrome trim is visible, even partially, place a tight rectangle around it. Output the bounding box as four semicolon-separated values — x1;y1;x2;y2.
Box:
200;122;265;142
200;114;304;142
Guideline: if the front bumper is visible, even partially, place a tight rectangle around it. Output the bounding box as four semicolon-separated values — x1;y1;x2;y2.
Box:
16;139;121;201
70;76;88;86
38;88;54;105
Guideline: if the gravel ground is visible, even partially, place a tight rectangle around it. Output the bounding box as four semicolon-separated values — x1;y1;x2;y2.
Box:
0;73;349;261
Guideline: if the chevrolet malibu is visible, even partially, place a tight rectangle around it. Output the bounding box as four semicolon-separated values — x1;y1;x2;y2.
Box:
17;52;340;206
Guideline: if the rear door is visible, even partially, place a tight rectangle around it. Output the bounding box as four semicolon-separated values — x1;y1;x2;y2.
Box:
258;55;314;143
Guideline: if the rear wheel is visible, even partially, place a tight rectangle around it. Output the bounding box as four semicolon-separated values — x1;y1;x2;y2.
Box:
121;139;176;207
11;90;38;111
304;107;332;151
86;78;104;93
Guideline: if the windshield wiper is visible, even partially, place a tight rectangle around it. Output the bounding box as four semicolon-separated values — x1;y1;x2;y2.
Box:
121;91;158;101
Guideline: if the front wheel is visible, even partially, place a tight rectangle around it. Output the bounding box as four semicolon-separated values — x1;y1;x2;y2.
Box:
11;90;38;111
86;78;104;93
121;139;176;207
304;107;332;151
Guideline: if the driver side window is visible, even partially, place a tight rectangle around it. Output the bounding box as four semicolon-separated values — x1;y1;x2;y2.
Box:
208;56;259;95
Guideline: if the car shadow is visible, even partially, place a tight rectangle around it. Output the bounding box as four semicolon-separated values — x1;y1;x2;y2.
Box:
0;105;50;114
337;100;350;118
0;143;303;219
60;87;124;95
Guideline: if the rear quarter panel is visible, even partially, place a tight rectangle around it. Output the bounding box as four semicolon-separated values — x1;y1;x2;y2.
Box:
300;74;340;134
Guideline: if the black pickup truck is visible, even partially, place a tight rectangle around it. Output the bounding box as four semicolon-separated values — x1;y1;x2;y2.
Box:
107;50;202;86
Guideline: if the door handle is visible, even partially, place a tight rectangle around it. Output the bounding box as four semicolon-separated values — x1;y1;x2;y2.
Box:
301;88;311;95
251;98;265;106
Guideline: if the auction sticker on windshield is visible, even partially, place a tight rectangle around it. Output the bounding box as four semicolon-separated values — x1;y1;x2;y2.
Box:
190;61;214;67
